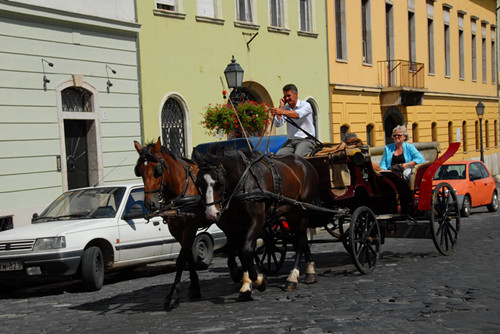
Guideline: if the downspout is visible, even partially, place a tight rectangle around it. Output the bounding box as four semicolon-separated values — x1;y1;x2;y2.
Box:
134;0;144;145
324;0;333;142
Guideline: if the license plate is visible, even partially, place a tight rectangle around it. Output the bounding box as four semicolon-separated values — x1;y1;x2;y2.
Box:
0;261;23;271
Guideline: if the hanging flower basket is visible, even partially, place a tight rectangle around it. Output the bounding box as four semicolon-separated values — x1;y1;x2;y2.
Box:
202;100;270;137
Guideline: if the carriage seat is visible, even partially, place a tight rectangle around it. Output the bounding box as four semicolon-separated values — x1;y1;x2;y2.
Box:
370;142;441;190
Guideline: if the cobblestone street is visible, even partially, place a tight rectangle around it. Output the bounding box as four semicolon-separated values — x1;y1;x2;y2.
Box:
1;208;499;334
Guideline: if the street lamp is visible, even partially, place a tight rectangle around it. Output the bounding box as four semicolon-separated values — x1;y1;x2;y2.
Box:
475;101;485;162
224;55;244;90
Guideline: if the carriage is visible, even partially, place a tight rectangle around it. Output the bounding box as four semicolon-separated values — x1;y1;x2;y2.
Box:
194;136;461;276
250;139;461;275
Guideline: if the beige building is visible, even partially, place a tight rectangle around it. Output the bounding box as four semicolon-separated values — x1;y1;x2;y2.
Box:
328;0;499;175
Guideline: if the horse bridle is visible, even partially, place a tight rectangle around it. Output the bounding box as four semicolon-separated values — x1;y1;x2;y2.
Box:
136;148;198;208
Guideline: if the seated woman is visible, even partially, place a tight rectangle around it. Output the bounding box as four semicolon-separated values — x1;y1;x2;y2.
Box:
379;125;425;181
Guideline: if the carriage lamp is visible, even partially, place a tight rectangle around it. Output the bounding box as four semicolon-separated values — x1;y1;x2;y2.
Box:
224;55;244;89
475;101;485;162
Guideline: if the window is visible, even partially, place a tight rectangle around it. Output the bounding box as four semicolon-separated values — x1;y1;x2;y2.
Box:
197;0;216;18
427;2;435;74
0;216;13;231
448;121;453;144
458;12;465;79
431;122;437;142
472;18;477;81
161;97;186;157
462;121;467;152
156;0;177;11
482;23;487;83
366;124;374;147
412;123;418;142
492;27;497;84
485;120;489;148
495;120;498;147
335;0;347;61
340;125;349;142
408;4;416;70
443;6;450;77
362;0;372;64
299;0;312;32
269;0;283;27
237;0;253;22
475;120;479;150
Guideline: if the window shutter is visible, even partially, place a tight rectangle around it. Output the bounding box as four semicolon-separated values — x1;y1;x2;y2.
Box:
197;0;215;17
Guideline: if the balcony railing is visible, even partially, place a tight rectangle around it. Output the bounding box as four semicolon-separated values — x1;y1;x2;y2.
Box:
378;59;425;89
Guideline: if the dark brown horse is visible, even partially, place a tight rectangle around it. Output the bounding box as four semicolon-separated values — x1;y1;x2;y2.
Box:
193;144;319;300
134;138;205;310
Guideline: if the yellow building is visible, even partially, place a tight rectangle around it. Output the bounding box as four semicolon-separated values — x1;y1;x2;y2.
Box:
328;0;499;174
135;0;330;156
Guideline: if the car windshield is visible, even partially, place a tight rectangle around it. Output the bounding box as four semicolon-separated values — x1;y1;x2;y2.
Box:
434;164;466;180
33;187;127;223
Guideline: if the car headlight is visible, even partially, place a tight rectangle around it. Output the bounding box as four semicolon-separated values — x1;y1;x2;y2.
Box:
33;237;66;250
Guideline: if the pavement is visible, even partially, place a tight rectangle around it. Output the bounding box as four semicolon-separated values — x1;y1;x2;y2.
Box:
0;207;499;334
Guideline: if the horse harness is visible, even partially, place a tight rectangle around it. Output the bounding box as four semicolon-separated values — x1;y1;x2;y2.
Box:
215;151;283;217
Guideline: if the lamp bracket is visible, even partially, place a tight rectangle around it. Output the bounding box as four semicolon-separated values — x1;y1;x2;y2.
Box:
242;32;259;51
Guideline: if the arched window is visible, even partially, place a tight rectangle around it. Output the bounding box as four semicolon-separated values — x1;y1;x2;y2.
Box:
412;123;418;142
448;121;453;144
340;125;349;142
62;87;93;112
462;121;467;152
161;97;186;157
431;122;437;142
366;124;375;147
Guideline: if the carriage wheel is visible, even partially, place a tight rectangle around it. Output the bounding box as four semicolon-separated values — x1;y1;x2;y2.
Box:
349;206;381;274
430;182;460;256
338;216;351;254
254;221;288;275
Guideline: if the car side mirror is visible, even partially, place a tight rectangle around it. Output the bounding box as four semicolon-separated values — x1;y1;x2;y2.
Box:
123;204;145;220
31;213;39;223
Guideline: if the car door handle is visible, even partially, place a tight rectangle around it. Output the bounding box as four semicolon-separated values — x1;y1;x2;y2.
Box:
152;220;160;226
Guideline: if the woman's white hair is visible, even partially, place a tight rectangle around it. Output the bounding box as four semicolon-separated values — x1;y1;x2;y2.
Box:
392;125;409;140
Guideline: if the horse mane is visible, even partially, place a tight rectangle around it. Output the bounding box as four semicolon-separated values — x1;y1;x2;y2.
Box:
206;143;260;162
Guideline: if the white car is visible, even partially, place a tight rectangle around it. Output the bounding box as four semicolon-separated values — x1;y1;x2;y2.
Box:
0;184;226;291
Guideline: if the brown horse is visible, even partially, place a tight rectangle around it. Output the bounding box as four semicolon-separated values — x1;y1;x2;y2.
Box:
192;144;319;300
134;138;205;310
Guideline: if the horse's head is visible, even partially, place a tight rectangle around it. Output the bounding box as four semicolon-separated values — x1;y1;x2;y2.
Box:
192;145;226;223
134;137;166;211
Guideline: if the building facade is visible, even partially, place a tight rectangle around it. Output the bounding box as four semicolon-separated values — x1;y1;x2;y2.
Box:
135;0;331;155
328;0;499;174
0;0;141;228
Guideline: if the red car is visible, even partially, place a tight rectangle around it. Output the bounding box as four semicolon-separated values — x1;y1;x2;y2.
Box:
433;160;498;217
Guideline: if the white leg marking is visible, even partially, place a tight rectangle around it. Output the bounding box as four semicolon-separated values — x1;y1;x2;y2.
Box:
287;268;300;284
240;271;252;293
306;261;316;274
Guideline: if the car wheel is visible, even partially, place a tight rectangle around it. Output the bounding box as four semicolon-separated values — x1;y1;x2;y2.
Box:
461;195;471;217
81;246;104;291
487;191;499;212
192;234;214;270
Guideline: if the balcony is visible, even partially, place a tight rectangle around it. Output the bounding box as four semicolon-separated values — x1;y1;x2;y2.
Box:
377;59;427;106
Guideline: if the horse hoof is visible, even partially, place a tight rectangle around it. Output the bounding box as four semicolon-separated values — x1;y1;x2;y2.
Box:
303;273;317;284
230;268;243;283
237;291;253;301
164;298;180;311
255;277;267;292
285;281;297;292
188;289;201;300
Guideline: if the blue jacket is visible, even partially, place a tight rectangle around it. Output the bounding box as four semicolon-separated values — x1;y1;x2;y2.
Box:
379;142;425;170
